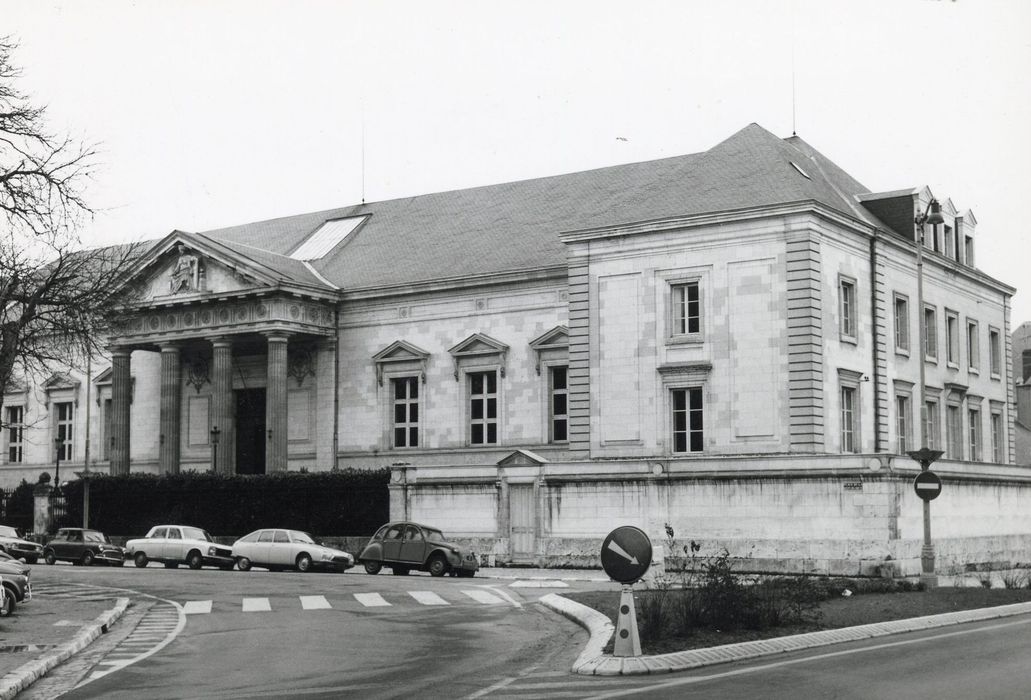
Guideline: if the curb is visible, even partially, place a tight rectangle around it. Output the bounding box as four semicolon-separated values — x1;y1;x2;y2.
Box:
540;595;1031;676
0;597;131;699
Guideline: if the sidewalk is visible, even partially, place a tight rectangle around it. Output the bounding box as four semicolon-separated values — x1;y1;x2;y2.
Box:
0;593;128;699
478;566;609;583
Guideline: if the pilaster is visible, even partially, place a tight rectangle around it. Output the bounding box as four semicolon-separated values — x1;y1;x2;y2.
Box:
159;344;182;474
109;348;132;475
266;332;289;472
211;337;235;474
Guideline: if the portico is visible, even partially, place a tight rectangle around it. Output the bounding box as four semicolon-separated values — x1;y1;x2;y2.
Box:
105;232;339;475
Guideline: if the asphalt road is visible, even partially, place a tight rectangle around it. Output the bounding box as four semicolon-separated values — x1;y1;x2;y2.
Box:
20;563;591;699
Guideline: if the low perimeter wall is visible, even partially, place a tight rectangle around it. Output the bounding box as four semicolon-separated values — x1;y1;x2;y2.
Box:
393;458;1031;577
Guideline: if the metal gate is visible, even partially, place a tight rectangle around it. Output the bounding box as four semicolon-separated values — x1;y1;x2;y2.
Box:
48;491;71;533
509;484;535;561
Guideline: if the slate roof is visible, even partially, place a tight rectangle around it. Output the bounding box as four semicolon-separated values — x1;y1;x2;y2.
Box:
200;123;886;293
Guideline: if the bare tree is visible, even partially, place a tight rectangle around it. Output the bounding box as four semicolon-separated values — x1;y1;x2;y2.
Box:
1;37;143;423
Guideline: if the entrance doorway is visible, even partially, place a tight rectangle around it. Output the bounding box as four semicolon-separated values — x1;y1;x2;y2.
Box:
236;389;266;474
509;484;536;561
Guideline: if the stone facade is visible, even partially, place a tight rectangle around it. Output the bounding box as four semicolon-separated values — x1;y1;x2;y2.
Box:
2;124;1027;577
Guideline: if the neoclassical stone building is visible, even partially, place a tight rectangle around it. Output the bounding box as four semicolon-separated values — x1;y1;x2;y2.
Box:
3;124;1027;574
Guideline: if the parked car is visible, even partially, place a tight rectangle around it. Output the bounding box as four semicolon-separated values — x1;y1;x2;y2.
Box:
231;529;355;573
0;550;31;576
124;525;235;570
0;524;43;564
0;558;31;616
43;528;126;567
358;522;478;577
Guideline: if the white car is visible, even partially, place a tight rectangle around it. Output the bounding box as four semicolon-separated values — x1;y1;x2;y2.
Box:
125;525;235;570
0;525;43;564
231;529;355;573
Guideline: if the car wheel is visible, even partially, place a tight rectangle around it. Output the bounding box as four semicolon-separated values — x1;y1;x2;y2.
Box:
82;551;95;566
134;552;149;568
237;557;252;572
187;551;204;570
363;561;382;575
428;554;448;578
296;554;312;573
391;566;410;576
164;562;178;569
44;550;57;566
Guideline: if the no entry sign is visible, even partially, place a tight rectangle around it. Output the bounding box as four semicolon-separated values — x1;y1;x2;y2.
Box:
600;526;652;584
913;470;943;501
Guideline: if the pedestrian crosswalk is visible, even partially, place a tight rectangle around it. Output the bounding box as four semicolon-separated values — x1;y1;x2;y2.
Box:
181;588;516;614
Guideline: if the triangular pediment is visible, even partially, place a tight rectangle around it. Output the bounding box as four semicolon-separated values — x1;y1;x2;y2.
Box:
373;340;430;363
3;378;27;395
94;367;112;385
448;333;509;358
111;230;337;307
497;449;548;467
529;325;569;350
43;372;80;391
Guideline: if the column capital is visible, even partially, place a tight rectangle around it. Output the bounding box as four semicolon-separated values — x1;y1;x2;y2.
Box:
209;336;234;350
159;342;182;354
107;345;133;358
263;331;291;343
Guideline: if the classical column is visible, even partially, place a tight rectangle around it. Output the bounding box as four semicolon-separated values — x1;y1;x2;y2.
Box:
211;337;235;474
265;332;289;472
158;344;182;474
109;347;132;475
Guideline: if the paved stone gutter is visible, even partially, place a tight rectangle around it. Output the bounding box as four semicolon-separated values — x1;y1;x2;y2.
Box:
0;597;130;699
539;594;1031;676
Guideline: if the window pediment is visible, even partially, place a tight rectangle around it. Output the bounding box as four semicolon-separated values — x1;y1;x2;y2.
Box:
497;449;548;467
448;333;509;380
657;361;712;383
373;340;430;385
528;325;568;375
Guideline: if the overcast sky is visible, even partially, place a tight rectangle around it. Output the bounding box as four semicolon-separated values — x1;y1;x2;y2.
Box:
5;0;1030;321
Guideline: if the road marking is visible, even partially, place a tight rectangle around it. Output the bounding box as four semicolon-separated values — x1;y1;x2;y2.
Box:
510;580;568;588
461;589;505;605
409;591;450;606
182;600;212;614
242;597;272;612
354;592;391;607
84;600;186;684
300;595;331;610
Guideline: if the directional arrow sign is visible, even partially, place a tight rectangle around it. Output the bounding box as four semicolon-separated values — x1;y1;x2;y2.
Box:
913;470;943;501
600;526;652;584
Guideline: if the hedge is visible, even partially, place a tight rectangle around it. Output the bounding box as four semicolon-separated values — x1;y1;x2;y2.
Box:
57;469;390;538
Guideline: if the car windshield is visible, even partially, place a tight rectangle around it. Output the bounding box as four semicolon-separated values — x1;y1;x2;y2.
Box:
292;532;316;545
0;525;22;539
84;531;108;543
425;528;445;541
182;527;211;542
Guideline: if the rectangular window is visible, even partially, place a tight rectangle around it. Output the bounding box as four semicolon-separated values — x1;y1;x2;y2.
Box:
945;311;959;366
944;225;955;260
989;328;1001;377
671;281;701;336
841;386;858;453
5;406;24;463
671;387;704;453
966;320;979;371
548;366;568;443
991;412;1003;463
964;236;974;266
968;408;981;462
923;306;938;360
925;399;940;451
55;401;74;462
469;371;498;445
896;395;911;456
391;377;419;448
946;404;962;460
839;278;857;340
893;294;910;352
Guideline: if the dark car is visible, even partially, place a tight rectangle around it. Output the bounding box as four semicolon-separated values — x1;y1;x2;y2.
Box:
0;557;32;616
43;528;126;567
0;524;43;564
358;521;478;577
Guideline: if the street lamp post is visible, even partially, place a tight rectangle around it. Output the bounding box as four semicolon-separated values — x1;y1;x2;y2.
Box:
54;436;64;496
911;197;945;589
210;426;221;472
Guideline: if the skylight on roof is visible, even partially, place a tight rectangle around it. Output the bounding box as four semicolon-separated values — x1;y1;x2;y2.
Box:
789;161;811;180
290;216;367;261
